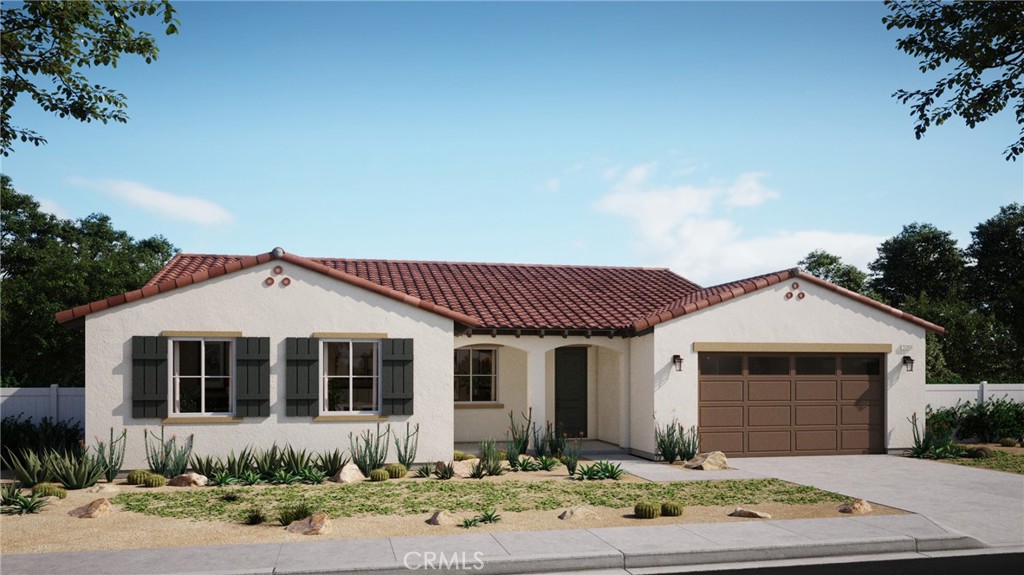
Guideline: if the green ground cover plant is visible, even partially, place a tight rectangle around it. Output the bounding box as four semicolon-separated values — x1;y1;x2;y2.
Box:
112;478;846;522
940;451;1024;475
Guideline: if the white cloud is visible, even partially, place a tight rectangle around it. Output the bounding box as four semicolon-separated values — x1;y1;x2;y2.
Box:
68;177;234;226
36;198;70;219
543;177;561;193
596;164;881;285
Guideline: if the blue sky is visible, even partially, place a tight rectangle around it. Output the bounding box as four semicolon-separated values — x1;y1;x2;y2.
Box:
4;1;1021;286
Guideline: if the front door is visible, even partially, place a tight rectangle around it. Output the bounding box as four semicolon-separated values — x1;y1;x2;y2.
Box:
555;347;588;438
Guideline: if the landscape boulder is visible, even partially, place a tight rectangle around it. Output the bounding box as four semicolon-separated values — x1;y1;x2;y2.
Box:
286;512;332;535
729;507;772;519
839;499;873;514
168;472;208;487
69;498;111;519
558;507;598;522
426;510;455;526
331;462;365;484
684;451;729;471
452;458;480;478
86;485;120;494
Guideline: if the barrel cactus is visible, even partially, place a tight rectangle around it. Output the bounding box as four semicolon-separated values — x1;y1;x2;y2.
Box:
999;438;1018;447
661;502;684;517
369;468;389;482
634;502;661;519
385;463;408;479
126;469;151;485
32;482;67;500
143;474;167;488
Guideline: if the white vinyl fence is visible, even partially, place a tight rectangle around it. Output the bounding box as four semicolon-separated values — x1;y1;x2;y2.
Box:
925;382;1024;410
0;385;85;426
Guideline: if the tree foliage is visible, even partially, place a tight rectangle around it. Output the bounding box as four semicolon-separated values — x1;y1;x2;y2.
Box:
883;0;1024;161
868;222;966;309
797;249;868;293
966;203;1024;353
1;0;179;155
1;176;177;386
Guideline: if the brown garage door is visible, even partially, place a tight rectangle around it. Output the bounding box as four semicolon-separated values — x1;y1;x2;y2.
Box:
698;353;884;456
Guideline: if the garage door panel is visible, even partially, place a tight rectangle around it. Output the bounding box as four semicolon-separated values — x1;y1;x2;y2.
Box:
842;380;882;401
748;431;791;452
795;405;837;426
841;429;880;451
748;380;791;401
841;404;883;426
795;380;836;401
700;431;743;454
700;406;743;428
748;406;791;427
700;380;743;402
796;430;838;451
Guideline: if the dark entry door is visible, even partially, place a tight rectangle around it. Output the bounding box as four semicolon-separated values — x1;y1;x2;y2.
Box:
555;347;588;438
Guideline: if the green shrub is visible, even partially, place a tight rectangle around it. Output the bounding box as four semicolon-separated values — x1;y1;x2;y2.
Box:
268;469;299;485
460;516;481;528
384;463;408;479
661;502;684;517
999;437;1019;447
453;450;474;461
126;469;151;485
0;415;82;469
350;424;391;477
143;474;167;488
243;508;266;525
298;468;327;485
561;435;582;475
1;482;22;506
957;396;1024;443
48;449;105;489
32;482;66;499
634;502;661;519
907;413;962;459
315;448;348;477
254;444;281;479
2;448;52;487
218;491;241;503
95;428;127;483
506;409;533;460
394;422;420;469
369;468;389;482
468;459;487;479
1;491;50;515
574;460;624;481
433;462;455;480
478;508;502;524
537;455;560;471
239;469;263;485
276;501;313;525
415;464;432;478
209;470;239;486
655;420;700;463
516;456;541;472
967;446;994;459
144;428;193;478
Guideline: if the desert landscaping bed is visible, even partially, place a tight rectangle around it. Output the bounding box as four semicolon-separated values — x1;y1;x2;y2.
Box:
0;475;903;555
936;444;1024;475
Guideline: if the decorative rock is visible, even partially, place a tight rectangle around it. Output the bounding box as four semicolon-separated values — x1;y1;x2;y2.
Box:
69;498;111;519
86;485;120;494
168;472;208;487
558;506;598;522
331;462;365;484
684;451;729;471
729;507;772;519
452;458;480;478
426;510;455;526
839;499;873;514
286;512;332;535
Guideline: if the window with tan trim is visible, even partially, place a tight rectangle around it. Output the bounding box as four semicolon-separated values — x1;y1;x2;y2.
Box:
171;339;233;415
322;340;380;413
454;348;496;402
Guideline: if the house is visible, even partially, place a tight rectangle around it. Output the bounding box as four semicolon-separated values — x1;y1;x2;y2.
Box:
56;247;942;468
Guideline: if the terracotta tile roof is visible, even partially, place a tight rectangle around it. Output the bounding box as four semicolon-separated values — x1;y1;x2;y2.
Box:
633;268;944;334
56;249;943;335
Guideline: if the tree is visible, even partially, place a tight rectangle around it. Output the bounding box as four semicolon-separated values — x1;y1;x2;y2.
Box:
797;249;868;293
1;176;177;386
967;203;1024;353
883;1;1024;160
1;1;179;155
868;223;966;308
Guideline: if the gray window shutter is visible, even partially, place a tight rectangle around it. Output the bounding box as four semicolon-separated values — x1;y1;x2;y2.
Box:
235;337;270;417
132;336;168;418
381;338;413;416
285;337;319;417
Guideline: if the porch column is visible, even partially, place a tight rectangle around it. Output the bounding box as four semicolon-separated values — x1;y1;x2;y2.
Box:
527;349;547;435
619;348;631;449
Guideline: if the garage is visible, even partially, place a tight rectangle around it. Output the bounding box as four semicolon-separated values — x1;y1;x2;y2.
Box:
698;352;885;456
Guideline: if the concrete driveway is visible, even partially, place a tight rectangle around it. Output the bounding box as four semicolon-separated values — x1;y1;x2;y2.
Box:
730;454;1024;547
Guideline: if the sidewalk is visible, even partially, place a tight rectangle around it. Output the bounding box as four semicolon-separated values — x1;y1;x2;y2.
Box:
0;514;988;575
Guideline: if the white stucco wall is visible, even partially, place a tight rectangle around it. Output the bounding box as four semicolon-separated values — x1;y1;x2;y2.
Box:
628;333;656;457
595;347;621;445
452;345;527;442
84;262;455;469
641;281;928;455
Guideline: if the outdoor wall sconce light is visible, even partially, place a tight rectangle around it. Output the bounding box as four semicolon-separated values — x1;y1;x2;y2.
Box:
902;355;915;372
672;355;684;371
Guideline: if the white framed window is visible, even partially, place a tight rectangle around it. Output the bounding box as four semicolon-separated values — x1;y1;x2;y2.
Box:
171;339;234;415
321;340;380;413
454;348;497;402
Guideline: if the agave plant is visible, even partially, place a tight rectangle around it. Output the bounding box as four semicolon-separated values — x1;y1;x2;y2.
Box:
2;449;52;488
281;446;313;475
314;448;348;477
48;449;105;489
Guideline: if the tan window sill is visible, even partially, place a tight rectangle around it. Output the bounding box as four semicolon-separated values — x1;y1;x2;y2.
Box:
313;415;389;422
455;402;505;410
161;417;243;424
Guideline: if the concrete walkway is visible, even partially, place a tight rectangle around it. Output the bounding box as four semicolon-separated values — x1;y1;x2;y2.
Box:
729;455;1024;547
0;514;985;575
601;454;762;482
